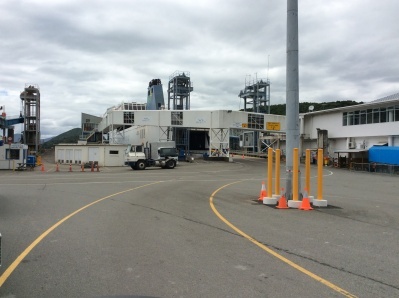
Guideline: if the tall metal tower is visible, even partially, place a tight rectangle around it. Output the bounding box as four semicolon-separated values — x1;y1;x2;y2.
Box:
167;71;193;156
20;84;40;154
167;71;193;110
238;77;271;113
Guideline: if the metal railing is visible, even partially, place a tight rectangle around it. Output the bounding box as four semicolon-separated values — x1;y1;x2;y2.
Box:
350;162;399;175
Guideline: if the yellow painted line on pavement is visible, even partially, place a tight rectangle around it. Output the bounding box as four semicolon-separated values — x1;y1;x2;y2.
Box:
0;181;163;288
209;181;357;298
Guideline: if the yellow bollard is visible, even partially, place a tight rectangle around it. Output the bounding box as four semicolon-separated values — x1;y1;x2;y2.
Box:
36;156;42;166
293;148;299;201
317;149;323;200
275;149;281;196
305;149;311;195
267;148;273;197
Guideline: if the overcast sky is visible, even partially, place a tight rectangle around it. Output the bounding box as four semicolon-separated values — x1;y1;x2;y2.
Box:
1;0;399;138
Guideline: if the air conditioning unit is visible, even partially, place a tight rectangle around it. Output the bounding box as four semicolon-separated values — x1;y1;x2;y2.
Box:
348;142;356;149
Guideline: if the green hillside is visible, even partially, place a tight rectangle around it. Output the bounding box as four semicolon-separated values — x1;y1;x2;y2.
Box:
41;128;82;149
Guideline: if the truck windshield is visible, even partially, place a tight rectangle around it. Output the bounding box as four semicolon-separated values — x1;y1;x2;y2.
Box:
129;145;143;153
159;148;177;157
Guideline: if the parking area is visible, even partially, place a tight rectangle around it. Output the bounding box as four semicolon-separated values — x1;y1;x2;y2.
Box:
0;157;398;297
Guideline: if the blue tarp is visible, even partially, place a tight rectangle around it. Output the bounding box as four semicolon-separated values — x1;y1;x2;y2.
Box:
369;146;399;165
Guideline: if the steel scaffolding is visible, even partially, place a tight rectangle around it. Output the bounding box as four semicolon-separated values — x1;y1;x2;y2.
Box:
20;84;40;154
167;71;193;110
238;78;271;113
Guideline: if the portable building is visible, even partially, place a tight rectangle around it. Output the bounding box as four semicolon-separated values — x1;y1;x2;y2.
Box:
55;144;128;167
0;143;28;170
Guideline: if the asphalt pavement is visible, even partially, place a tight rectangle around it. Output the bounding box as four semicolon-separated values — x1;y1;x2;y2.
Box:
0;157;398;297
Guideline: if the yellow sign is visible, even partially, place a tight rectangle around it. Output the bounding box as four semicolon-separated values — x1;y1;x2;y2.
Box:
266;122;281;131
242;123;248;128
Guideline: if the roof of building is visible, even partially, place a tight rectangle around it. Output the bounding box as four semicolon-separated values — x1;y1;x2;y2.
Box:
302;92;399;116
370;92;399;103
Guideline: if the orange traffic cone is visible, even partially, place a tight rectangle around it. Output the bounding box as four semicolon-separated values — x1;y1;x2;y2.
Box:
276;195;289;209
56;163;59;172
276;189;289;209
242;154;245;159
81;163;84;172
299;190;313;210
41;164;45;172
258;181;267;202
69;164;72;172
91;162;94;172
96;163;100;172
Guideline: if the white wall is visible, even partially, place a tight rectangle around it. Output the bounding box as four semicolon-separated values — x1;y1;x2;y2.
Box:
0;144;28;170
99;110;286;133
55;144;127;166
304;110;399;139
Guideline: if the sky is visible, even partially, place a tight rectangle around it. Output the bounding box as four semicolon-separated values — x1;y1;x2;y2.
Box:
1;0;399;138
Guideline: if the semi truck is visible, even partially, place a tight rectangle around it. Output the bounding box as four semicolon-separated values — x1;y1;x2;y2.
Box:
124;141;178;170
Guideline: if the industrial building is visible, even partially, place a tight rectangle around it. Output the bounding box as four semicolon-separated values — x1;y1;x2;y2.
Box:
0;84;39;170
56;109;285;166
56;72;285;166
54;71;399;169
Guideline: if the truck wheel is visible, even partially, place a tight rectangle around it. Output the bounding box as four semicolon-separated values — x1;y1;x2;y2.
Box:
136;160;146;170
166;159;176;169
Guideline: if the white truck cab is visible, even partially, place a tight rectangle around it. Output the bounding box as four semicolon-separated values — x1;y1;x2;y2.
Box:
125;142;178;170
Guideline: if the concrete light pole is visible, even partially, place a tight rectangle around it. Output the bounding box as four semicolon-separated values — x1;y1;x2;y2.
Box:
285;0;300;200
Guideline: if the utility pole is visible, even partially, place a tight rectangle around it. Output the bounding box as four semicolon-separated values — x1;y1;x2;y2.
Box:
285;0;300;199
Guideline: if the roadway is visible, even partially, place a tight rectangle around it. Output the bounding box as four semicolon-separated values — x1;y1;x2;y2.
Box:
0;157;398;297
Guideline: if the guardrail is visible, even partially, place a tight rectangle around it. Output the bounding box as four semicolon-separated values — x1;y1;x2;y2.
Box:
350;162;399;175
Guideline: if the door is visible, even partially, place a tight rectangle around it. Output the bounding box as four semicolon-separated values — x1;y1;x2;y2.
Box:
88;147;99;162
57;149;65;164
75;149;82;164
65;149;73;164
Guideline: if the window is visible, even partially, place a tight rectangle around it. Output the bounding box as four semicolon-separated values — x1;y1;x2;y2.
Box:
109;150;119;155
353;111;359;125
6;149;20;159
124;112;134;124
395;105;399;122
380;108;387;123
347;112;354;125
366;109;373;124
359;110;366;124
372;108;380;123
387;107;394;122
83;123;97;131
344;107;394;126
171;111;183;125
248;114;264;129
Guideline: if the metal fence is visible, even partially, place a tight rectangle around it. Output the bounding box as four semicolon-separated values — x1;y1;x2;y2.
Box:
350;162;399;175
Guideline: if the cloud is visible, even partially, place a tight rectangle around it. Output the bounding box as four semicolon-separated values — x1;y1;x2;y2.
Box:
1;0;398;137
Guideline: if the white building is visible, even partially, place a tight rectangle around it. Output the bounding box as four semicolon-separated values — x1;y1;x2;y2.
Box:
55;93;399;167
56;109;286;165
0;143;28;170
300;93;399;165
